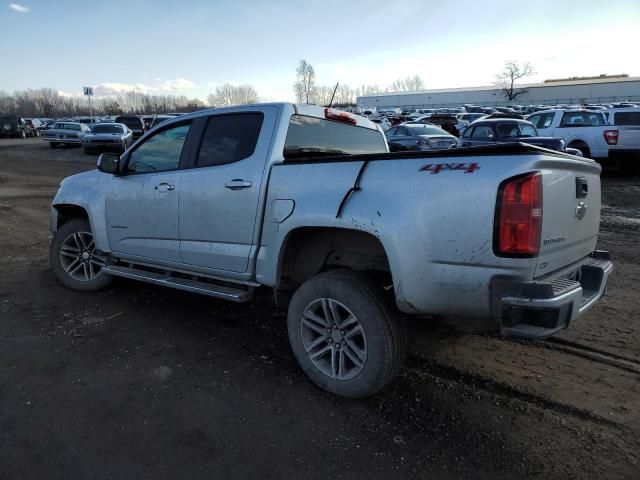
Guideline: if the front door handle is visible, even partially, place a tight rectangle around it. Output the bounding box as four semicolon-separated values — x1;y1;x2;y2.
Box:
155;182;175;192
225;179;252;190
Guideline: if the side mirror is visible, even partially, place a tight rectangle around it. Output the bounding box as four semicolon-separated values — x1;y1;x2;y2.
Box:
97;153;120;174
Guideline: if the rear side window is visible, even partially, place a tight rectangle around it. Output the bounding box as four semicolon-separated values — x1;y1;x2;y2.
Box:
613;112;640;126
560;112;605;127
284;115;387;158
196;113;263;167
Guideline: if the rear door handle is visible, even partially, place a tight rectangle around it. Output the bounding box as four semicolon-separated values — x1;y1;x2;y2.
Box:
225;179;252;190
155;182;175;192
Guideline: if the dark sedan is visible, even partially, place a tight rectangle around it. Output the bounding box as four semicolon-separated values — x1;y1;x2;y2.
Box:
457;118;582;155
82;123;133;155
385;124;458;151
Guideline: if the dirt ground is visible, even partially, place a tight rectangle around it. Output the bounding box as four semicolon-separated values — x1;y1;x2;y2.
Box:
1;138;639;479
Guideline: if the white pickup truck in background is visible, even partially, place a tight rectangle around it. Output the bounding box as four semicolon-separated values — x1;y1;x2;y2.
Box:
605;107;640;173
526;109;613;160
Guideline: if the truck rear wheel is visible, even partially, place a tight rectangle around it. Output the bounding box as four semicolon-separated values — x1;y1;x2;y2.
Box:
49;219;112;291
287;269;406;398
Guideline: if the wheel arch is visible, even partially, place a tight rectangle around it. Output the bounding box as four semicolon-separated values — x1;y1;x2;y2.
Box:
275;226;393;303
52;203;90;230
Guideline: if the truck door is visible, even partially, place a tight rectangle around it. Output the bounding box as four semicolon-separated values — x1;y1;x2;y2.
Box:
178;106;277;274
105;121;192;264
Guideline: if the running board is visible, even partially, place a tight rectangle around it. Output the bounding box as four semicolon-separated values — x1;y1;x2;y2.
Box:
103;265;253;303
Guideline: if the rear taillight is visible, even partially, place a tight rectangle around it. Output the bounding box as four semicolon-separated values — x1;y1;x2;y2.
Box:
495;173;542;257
604;130;618;145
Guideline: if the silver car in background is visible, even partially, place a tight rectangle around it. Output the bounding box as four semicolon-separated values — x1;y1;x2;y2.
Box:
385;123;458;151
41;121;91;148
82;123;133;155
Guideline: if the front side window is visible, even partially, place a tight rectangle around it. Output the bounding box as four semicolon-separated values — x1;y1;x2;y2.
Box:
126;123;190;174
196;113;263;167
284;115;387;158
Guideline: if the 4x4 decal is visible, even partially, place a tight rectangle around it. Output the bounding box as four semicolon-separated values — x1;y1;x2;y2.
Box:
420;162;480;174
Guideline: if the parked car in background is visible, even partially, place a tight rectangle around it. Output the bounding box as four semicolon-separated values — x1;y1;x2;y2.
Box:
413;114;466;137
82;123;134;155
141;115;156;131
150;114;177;128
23;119;41;137
458;118;582;155
457;113;485;123
526;109;611;159
0;116;28;138
41;121;91;148
604;108;640;173
114;115;145;139
385;124;458;151
369;117;392;131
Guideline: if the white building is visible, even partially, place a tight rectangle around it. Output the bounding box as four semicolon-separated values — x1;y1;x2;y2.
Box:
357;75;640;110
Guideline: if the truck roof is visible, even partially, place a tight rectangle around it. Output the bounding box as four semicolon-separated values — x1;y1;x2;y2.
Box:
154;103;382;133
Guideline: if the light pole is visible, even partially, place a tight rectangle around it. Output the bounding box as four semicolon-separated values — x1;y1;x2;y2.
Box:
83;86;94;123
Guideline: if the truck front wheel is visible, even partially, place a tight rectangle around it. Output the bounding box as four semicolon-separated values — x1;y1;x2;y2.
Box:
287;269;406;398
49;219;112;291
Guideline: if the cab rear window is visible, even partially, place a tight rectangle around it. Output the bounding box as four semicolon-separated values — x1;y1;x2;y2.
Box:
284;115;387;158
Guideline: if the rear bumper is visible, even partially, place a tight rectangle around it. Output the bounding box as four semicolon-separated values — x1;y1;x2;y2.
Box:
83;142;124;151
43;137;82;144
493;251;612;339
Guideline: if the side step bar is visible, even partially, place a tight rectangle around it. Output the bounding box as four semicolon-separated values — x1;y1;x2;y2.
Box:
103;265;253;303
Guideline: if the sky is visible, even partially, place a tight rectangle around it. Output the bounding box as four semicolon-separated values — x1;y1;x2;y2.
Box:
1;0;639;102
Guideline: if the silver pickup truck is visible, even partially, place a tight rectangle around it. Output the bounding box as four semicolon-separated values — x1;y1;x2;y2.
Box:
49;103;612;397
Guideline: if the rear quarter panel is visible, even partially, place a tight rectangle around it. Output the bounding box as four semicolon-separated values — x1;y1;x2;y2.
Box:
258;152;603;318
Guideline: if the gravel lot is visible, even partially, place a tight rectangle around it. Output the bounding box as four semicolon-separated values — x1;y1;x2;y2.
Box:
1;138;639;479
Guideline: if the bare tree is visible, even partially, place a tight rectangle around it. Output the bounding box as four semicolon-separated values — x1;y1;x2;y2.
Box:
496;61;534;101
207;84;259;107
390;75;425;92
294;60;316;104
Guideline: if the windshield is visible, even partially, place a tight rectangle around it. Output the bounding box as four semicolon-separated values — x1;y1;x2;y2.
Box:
284;115;387;158
496;123;523;137
91;124;124;134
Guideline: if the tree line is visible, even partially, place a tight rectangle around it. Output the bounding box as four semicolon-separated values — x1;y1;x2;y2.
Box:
0;83;263;118
293;59;425;107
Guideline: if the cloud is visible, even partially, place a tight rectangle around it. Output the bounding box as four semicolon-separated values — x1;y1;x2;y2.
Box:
161;78;195;91
80;78;197;97
9;3;29;13
93;82;153;96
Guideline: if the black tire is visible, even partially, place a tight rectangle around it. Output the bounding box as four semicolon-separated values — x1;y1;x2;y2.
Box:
620;161;639;175
49;142;57;148
49;218;112;292
287;269;407;398
569;142;591;158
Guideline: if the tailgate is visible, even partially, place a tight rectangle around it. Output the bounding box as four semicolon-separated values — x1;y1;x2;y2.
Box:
534;160;602;277
616;126;640;149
